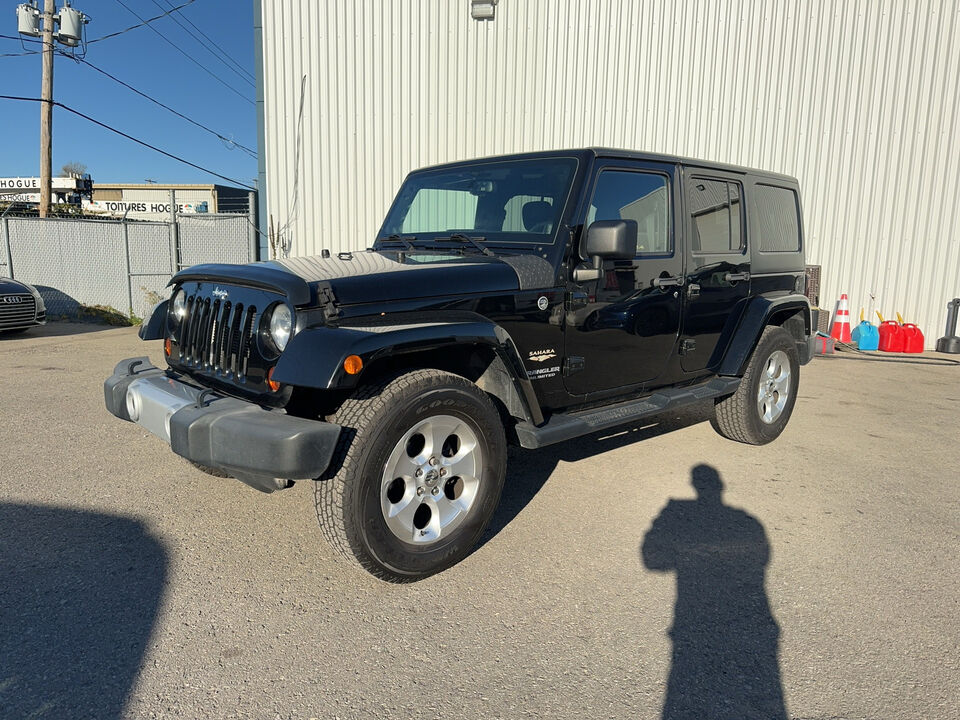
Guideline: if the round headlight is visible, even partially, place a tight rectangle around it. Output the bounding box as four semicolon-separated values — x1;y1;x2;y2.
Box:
269;303;293;352
171;289;187;321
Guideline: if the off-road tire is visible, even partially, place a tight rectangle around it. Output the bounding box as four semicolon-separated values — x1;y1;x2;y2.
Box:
315;369;507;582
711;326;800;445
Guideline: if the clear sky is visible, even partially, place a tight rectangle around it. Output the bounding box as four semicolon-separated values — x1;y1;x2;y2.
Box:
1;0;257;189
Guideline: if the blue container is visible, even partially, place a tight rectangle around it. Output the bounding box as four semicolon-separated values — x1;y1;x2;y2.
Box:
851;320;880;350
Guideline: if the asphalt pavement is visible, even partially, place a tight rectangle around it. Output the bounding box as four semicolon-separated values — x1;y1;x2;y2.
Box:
0;323;957;719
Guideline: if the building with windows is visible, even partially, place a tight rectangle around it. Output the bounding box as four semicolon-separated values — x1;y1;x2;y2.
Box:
86;183;253;221
255;0;960;346
0;175;91;207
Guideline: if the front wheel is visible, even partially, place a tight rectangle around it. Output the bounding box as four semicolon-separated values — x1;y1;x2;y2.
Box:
711;326;800;445
315;369;507;582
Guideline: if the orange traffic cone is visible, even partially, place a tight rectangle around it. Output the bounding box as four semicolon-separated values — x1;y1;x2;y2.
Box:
831;293;852;343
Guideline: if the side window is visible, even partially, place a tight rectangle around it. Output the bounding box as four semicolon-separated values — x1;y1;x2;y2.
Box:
587;170;671;254
754;184;801;252
401;189;478;233
688;178;744;253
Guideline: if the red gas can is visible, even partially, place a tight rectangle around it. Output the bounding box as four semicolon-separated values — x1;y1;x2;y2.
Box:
901;323;924;353
878;320;904;352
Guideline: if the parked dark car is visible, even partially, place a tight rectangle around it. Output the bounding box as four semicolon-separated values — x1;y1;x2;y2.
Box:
0;278;46;334
105;148;814;581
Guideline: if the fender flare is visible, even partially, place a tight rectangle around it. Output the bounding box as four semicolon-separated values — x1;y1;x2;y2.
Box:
717;295;812;376
272;319;544;425
138;299;169;341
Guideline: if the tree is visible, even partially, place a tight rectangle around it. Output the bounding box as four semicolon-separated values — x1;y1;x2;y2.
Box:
60;161;87;176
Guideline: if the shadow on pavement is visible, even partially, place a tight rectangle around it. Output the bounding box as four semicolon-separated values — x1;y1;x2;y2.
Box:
818;351;960;367
641;464;787;720
0;321;124;340
481;400;715;547
0;503;168;719
0;285;140;341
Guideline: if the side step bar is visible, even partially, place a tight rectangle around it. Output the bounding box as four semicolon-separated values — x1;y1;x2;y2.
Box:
514;376;741;449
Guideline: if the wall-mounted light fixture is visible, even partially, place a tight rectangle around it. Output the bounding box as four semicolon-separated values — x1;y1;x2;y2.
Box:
470;0;498;22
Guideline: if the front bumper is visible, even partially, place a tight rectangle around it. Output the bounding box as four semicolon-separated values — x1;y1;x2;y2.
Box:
104;357;341;493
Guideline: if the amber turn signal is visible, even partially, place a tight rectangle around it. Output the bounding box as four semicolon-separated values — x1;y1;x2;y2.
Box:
343;354;363;375
163;338;172;356
267;366;281;392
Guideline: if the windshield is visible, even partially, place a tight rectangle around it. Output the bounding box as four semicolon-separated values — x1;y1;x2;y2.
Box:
378;157;578;245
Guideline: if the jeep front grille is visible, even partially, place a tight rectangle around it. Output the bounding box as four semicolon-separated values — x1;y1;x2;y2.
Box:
0;295;36;328
177;294;257;380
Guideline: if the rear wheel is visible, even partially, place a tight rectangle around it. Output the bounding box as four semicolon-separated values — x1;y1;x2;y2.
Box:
712;326;800;445
315;369;507;582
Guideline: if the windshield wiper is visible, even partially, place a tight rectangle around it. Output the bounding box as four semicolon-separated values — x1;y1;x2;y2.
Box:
382;234;417;251
444;233;495;257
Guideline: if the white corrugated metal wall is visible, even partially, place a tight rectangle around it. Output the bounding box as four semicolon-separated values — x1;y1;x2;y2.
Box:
258;0;960;347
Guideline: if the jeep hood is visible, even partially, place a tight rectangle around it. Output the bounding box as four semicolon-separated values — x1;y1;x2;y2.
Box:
174;251;553;307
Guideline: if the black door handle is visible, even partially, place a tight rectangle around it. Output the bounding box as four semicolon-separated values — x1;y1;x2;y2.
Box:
724;271;750;282
653;275;684;288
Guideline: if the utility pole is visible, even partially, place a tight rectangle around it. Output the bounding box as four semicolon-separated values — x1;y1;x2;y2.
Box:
16;0;89;217
39;0;54;217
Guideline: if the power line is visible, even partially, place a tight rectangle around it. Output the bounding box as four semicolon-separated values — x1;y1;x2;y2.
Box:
112;0;254;106
0;33;40;43
0;94;255;190
4;34;256;156
4;32;255;155
1;33;41;56
0;33;41;55
149;0;255;87
276;75;307;247
63;53;257;157
87;0;196;43
160;0;254;82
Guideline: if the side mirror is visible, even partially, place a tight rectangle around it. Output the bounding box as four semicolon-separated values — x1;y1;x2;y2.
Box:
573;220;638;282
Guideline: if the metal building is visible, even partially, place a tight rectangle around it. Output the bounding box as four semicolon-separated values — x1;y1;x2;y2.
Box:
255;0;960;347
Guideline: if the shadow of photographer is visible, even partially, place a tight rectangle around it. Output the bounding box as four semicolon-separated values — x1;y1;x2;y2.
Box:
0;503;168;718
641;464;787;720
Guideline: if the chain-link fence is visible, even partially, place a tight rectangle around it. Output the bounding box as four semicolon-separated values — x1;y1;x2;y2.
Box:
177;214;252;267
0;210;257;321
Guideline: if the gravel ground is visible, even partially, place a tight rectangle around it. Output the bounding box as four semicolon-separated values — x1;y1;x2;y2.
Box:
0;323;957;720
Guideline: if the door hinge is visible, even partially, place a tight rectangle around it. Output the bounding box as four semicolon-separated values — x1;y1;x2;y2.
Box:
319;284;340;320
679;339;696;355
563;356;585;376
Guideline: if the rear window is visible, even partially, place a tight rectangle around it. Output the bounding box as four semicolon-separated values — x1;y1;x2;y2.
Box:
755;184;801;252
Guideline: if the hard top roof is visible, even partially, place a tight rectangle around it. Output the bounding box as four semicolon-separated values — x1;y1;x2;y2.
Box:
416;147;798;184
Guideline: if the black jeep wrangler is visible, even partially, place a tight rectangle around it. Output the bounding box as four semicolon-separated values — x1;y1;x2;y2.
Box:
105;149;813;581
